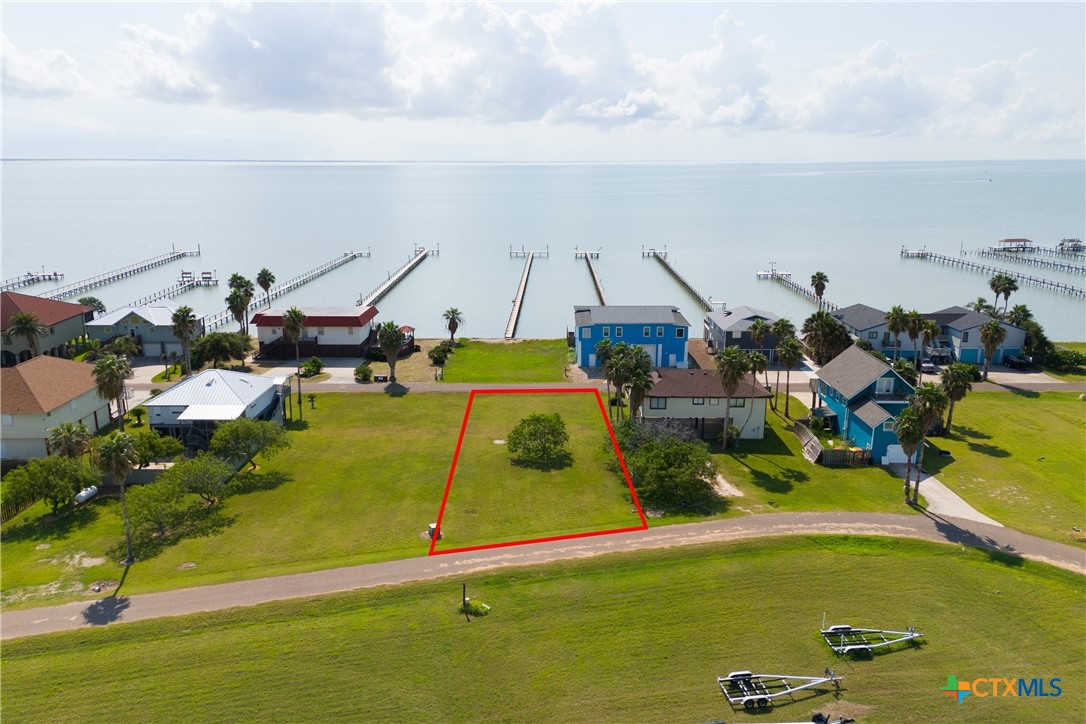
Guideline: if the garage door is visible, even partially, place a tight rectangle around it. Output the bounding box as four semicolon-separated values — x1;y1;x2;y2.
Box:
639;344;658;366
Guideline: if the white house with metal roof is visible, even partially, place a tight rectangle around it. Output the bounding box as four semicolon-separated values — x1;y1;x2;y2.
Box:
143;369;287;449
85;300;201;358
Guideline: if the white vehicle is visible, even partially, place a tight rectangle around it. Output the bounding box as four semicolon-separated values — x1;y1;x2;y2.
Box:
74;486;98;504
919;359;937;374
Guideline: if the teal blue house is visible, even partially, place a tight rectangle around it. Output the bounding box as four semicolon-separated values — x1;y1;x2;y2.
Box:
574;306;691;368
814;345;917;465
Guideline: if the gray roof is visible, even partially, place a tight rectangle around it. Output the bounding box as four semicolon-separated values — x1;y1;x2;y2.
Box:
848;398;893;428
926;306;993;331
143;369;279;411
574;305;690;327
648;369;771;399
817;345;894;399
87;300;179;328
705;305;779;334
832;303;887;332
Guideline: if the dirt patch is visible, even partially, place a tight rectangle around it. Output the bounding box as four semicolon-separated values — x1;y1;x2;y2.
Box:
88;579;120;595
645;508;666;518
80;556;107;568
493;439;506;445
177;562;197;570
714;475;744;497
35;543;51;550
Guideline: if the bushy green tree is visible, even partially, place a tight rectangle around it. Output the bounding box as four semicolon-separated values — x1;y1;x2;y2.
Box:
625;435;719;511
127;478;187;541
210;418;290;471
131;430;185;468
159;452;234;505
2;456;98;515
506;413;569;465
192;332;247;369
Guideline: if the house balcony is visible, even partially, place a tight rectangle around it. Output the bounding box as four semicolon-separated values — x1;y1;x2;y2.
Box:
872;392;909;404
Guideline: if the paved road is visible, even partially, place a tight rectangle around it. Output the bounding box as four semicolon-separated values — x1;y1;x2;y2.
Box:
3;511;1082;640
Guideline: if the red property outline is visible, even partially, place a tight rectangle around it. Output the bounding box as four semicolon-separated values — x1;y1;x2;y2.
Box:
428;388;648;556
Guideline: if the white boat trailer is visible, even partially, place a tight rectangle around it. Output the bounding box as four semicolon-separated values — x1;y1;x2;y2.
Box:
717;669;842;710
821;624;923;654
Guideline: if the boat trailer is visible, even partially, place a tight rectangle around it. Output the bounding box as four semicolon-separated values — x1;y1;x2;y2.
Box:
717;669;842;710
821;624;924;654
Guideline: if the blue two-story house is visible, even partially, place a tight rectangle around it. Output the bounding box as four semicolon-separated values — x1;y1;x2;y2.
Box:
574;305;691;368
814;345;916;465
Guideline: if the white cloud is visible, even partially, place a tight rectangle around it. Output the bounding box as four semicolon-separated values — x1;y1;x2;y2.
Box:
1;33;89;98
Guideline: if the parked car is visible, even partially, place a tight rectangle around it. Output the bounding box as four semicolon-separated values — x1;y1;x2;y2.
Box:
1004;354;1031;370
74;486;98;504
919;359;938;374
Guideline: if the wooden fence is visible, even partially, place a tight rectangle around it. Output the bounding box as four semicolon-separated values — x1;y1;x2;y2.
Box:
791;421;871;466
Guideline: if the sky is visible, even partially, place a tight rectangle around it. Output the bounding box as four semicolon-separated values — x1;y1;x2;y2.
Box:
2;1;1084;162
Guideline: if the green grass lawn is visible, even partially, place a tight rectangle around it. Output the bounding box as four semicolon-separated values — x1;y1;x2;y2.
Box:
922;391;1086;546
434;392;641;551
1;393;469;608
3;537;1082;723
150;364;182;383
441;338;569;383
1042;342;1086;382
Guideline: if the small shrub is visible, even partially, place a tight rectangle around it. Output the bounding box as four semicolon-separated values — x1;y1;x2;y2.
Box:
354;363;373;383
458;599;490;617
366;347;387;362
150;389;163;397
1046;348;1086;370
965;364;982;382
428;347;448;366
300;356;325;378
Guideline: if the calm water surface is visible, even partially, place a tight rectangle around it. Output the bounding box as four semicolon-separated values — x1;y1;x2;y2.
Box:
2;160;1083;341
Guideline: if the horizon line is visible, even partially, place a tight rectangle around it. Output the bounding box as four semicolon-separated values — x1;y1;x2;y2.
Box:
2;157;1082;166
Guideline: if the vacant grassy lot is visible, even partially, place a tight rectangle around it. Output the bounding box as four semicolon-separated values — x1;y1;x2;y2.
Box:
3;537;1082;723
923;391;1086;546
1;393;468;608
434;392;641;551
1042;341;1086;382
441;338;569;383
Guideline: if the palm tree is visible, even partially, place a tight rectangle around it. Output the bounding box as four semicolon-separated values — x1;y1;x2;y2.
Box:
917;319;941;384
966;296;996;316
377;321;406;383
769;318;795;409
78;296;107;317
5;311;47;358
909;383;949;505
94;432;139;564
939;362;974;430
801;310;851;365
48;420;92;458
748;318;771;380
999;276;1019;312
1006;304;1033;326
109;335;140;359
227;274;256;334
442;308;465;344
776;336;804;418
893;406;924;504
904;309;924;366
748;351;768;394
595;338;615;416
256;268;276;308
626;363;655;421
714;346;750;444
282;307;308;410
171;305;199;375
603;343;633;420
810;271;829;309
92;353;132;431
978;319;1007;381
226;290;248;334
885;305;908;361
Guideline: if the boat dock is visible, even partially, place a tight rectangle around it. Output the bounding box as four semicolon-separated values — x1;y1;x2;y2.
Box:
41;248;200;300
973;249;1086;274
504;252;535;339
644;248;713;312
124;272;219;308
900;248;1085;298
577;250;607;305
510;245;548;258
202;251;370;332
757;270;840;312
357;246;429;307
0;271;64;292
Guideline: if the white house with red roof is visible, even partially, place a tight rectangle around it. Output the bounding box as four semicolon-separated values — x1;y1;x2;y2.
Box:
1;356;111;460
1;292;93;367
249;306;380;360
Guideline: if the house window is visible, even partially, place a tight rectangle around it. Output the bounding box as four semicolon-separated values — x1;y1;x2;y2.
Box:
729;398;746;408
581;328;590;339
708;398;720;405
693;397;705;405
643;326;651;336
962;331;970;343
676;328;685;339
70;400;78;410
148;327;155;333
348;327;354;335
50;327;56;335
615;327;623;338
656;327;664;337
602;327;610;338
104;327;112;333
883;420;895;431
318;328;325;336
2;414;12;426
876;377;893;395
649;397;667;410
130;315;140;324
868;331;879;339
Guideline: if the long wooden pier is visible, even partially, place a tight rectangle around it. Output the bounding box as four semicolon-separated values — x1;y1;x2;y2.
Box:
0;271;64;292
577;251;607;305
123;273;219;308
202;251;370;332
757;271;840;312
357;247;429;307
900;248;1085;298
974;248;1086;274
504;252;534;339
41;249;200;300
645;250;713;312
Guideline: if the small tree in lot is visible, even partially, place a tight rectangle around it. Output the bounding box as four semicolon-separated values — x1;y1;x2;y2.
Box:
162;451;234;506
210;418;290;471
506;413;569;467
128;479;186;543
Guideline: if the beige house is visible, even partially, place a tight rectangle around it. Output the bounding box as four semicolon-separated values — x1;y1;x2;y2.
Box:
0;356;110;460
642;368;771;440
2;292;93;367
